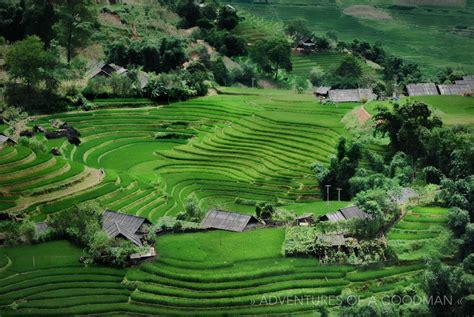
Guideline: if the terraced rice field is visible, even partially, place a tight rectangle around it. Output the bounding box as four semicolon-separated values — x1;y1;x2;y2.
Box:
0;229;426;316
291;53;375;78
0;89;358;221
229;1;474;75
387;206;451;261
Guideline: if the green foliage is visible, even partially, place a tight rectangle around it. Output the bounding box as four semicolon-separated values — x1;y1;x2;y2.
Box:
47;202;101;246
0;219;35;246
447;207;469;237
438;176;474;215
423;259;474;317
375;102;442;164
106;37;188;74
323;56;364;89
312;137;361;200
251;38;292;79
144;68;208;102
210;57;231;86
176;194;204;223
282;226;317;256
216;5;239;31
256;202;275;221
18;137;47;153
54;0;97;63
285;18;312;44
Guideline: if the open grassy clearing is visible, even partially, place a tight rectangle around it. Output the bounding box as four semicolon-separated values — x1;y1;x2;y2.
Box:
0;88;358;221
291;52;376;78
229;1;474;75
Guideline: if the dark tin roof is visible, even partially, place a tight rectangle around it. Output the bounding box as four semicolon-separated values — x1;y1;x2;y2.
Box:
102;210;150;246
201;209;257;232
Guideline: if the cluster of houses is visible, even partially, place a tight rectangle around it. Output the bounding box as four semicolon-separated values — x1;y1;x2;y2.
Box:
406;75;474;97
314;74;474;103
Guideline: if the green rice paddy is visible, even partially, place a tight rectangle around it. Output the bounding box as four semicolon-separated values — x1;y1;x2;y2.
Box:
1;88;357;221
230;0;474;75
0;229;427;315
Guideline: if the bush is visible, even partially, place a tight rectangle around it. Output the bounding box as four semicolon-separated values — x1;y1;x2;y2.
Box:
447;207;469;237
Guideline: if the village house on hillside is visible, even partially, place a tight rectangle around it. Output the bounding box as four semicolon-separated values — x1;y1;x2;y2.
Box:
406;83;439;97
438;84;472;96
319;205;370;222
102;210;156;262
328;88;377;103
201;209;260;232
0;134;16;147
296;38;316;53
86;61;149;89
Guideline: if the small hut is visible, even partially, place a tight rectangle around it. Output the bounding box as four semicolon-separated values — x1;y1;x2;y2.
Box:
437;84;472;96
320;205;369;222
314;86;331;98
102;210;151;247
200;209;259;232
406;83;438;97
328;89;376;103
0;134;16;147
296;38;316;53
87;62;127;80
296;214;315;226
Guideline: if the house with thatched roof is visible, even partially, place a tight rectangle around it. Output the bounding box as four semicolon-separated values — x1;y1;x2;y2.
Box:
0;134;16;147
438;84;472;96
328;88;377;103
200;209;259;232
455;79;474;90
320;205;370;222
102;210;151;247
406;83;439;97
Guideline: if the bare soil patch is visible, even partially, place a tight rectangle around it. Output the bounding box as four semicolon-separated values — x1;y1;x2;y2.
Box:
343;5;393;20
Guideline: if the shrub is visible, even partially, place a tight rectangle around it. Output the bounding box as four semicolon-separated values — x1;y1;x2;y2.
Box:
447;207;469;237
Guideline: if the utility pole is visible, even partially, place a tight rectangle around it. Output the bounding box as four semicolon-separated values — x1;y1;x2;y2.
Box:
336;188;342;202
325;185;331;205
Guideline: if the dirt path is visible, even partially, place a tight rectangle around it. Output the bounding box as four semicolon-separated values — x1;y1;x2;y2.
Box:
354;105;372;125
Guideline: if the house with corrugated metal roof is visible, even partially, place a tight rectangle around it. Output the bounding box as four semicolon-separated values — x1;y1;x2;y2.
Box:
328;88;377;103
200;209;259;232
102;210;151;247
319;205;370;222
437;84;472;96
406;83;439;96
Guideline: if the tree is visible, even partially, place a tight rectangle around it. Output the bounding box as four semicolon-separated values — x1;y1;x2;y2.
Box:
159;37;188;72
23;0;58;47
285;19;312;43
312;138;361;200
211;57;230;86
54;0;97;64
423;259;473;316
256;202;275;221
323;56;364;89
0;0;26;42
217;5;239;31
176;194;204;223
447;207;470;237
252;38;292;79
176;0;201;28
375;102;442;167
6;36;48;90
